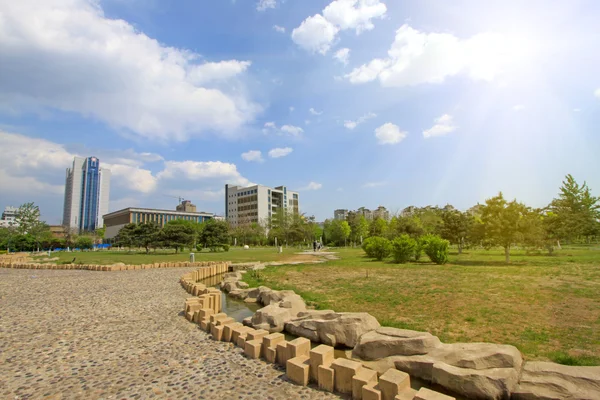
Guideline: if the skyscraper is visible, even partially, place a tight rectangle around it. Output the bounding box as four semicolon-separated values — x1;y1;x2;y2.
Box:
63;156;111;233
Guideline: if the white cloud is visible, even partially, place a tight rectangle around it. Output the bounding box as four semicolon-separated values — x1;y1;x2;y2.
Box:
292;0;386;54
300;182;323;191
241;150;264;163
157;161;250;186
0;169;64;196
362;181;386;188
322;0;387;34
375;123;407;145
273;25;286;33
309;107;323;115
344;112;376;129
263;122;304;136
268;147;293;158
333;48;351;65
594;88;600;98
512;104;526;111
0;0;258;142
103;163;158;194
257;0;277;11
422;114;457;138
289;106;295;112
291;14;339;54
346;24;516;86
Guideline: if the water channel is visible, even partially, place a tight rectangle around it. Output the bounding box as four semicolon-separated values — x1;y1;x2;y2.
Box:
197;272;463;399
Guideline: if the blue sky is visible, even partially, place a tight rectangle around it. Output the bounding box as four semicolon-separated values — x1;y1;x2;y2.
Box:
1;0;599;224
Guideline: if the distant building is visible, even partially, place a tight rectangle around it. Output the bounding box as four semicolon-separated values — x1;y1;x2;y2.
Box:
372;206;390;221
0;206;19;228
334;209;348;220
63;156;111;233
225;184;299;227
176;200;197;213
49;225;67;239
103;201;214;239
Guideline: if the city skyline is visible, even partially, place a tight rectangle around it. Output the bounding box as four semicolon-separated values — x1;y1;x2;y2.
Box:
1;0;599;223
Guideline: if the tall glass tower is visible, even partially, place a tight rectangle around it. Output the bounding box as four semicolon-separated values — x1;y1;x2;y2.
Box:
63;156;111;233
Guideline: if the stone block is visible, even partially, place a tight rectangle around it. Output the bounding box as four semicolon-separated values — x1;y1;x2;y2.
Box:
265;346;277;363
309;344;335;383
211;325;225;341
318;365;335;393
237;329;253;348
262;333;285;357
276;341;289;366
244;339;263;359
332;358;364;395
353;368;378;400
287;337;311;360
186;311;194;321
413;388;455;400
287;356;310;386
217;317;235;326
209;313;227;324
223;323;243;342
247;329;269;341
198;309;214;320
231;326;251;344
200;320;210;331
379;369;410;400
362;384;382;400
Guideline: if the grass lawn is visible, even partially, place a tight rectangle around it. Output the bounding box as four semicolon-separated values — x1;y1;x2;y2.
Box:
243;246;600;366
35;246;312;265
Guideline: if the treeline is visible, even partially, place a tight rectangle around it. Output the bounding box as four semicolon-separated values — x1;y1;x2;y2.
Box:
324;174;600;263
0;203;101;252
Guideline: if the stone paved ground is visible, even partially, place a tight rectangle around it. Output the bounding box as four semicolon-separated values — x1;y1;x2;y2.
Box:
0;268;342;400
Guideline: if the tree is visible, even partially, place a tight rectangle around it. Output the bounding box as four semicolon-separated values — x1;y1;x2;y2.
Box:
391;235;417;263
480;192;528;263
440;210;473;254
161;222;196;253
388;215;424;239
199;219;230;251
75;236;94;250
115;223;137;250
135;223;161;254
348;214;368;246
15;202;48;251
362;236;391;260
369;218;388;237
548;174;600;243
325;219;351;246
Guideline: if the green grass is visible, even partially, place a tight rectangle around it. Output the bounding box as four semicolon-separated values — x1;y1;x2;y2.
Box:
33;246;312;265
241;246;600;365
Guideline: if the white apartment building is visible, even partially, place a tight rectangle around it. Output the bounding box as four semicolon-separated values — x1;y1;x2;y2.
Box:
0;206;19;228
225;184;299;227
63;156;111;233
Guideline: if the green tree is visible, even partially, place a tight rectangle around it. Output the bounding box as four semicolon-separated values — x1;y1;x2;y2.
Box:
348;214;369;246
199;219;230;251
362;236;391;260
480;192;529;263
423;235;450;265
115;223;137;250
369;217;388;237
388;216;424;239
548;174;600;244
391;235;417;263
440;210;473;254
15;202;48;251
75;236;94;250
161;222;196;253
135;223;161;253
325;219;351;246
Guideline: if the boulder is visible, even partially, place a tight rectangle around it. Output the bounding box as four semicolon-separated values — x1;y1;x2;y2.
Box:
249;293;307;332
238;282;249;289
285;310;380;348
247;286;272;300
512;361;600;400
353;327;441;360
432;362;519;400
437;343;522;371
258;289;296;306
223;271;243;280
229;289;251;300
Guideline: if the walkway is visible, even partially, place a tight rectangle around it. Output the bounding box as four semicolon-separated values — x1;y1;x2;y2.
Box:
0;268;340;399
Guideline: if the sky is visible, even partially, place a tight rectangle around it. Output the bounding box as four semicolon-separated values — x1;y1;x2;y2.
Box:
0;0;599;224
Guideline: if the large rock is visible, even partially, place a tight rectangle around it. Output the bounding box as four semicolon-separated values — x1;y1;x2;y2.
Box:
249;293;307;332
285;310;380;348
438;343;522;371
353;327;441;360
229;289;251;300
512;361;600;400
247;286;272;300
258;289;296;306
432;362;519;400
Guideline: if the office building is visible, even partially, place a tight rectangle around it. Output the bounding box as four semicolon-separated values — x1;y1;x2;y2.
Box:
334;209;349;220
103;201;214;239
63;156;111;233
176;200;197;212
0;206;19;228
225;184;299;227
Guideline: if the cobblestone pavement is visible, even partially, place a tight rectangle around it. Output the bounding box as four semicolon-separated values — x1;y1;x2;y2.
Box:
0;268;342;400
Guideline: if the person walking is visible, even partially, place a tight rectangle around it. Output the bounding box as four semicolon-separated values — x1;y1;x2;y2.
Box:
313;240;317;252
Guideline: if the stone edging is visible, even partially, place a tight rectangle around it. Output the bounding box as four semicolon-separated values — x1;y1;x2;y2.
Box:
0;260;228;272
181;266;455;400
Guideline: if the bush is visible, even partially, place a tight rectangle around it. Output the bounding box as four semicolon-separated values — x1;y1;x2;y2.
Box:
362;236;391;261
222;244;230;252
391;235;417;263
423;235;450;264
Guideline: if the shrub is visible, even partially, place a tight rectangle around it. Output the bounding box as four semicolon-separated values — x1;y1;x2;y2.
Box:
391;235;417;263
423;235;450;264
362;236;391;261
222;244;230;252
